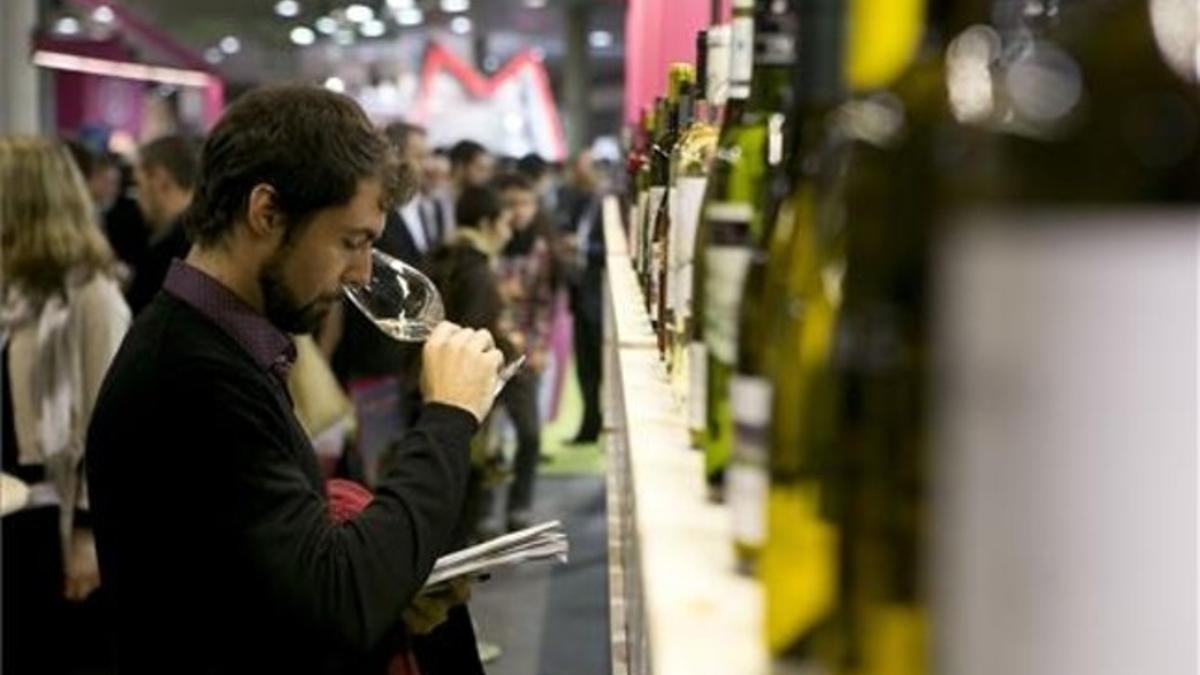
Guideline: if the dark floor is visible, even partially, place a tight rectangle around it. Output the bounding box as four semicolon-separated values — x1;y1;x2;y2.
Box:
471;475;611;675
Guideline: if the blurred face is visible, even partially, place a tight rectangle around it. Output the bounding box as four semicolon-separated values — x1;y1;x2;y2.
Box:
463;153;495;187
482;208;514;252
423;155;450;193
89;164;121;212
571;150;597;190
500;187;538;231
134;163;166;226
404;132;429;166
258;178;385;334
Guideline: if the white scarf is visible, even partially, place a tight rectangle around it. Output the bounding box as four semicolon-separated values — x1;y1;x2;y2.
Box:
1;279;88;555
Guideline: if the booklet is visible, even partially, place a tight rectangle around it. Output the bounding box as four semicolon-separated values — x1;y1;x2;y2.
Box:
424;520;570;588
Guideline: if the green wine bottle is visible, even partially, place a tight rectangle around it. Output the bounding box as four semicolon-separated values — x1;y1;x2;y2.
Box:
698;0;797;501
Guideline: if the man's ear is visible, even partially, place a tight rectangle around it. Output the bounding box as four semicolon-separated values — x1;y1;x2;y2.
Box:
245;184;283;239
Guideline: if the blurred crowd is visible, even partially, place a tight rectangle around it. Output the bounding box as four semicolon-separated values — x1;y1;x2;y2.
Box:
1;116;612;674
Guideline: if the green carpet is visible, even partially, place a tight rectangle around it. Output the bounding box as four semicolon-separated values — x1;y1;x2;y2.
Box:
538;359;605;476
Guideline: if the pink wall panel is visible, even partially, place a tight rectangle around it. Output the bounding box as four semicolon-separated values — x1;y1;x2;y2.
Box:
624;0;730;124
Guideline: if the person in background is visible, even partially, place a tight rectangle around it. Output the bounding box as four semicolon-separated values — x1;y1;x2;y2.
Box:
382;122;440;262
558;150;605;444
102;153;150;274
325;122;430;477
448;140;495;203
424;186;517;538
63;142;148;281
494;173;557;529
88;150;122;215
1;136;131;674
85;85;498;675
420;148;453;246
125;135;199;315
515;152;558;214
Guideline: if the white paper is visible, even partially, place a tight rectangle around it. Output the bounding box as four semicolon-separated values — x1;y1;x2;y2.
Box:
424;520;569;588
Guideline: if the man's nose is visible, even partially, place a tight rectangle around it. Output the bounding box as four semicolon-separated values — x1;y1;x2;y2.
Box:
344;247;372;288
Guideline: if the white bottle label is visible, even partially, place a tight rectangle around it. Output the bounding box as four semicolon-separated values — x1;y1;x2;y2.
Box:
688;341;708;434
674;176;709;314
704;246;752;364
706;25;732;107
633;191;650;264
729;16;754;99
729;375;772;547
728;465;767;546
933;209;1199;675
666;187;682;315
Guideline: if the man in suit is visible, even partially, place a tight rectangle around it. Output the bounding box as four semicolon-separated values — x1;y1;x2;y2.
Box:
381;122;441;263
558;151;605;444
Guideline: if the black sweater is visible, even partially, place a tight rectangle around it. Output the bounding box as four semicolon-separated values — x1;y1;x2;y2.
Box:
86;293;478;674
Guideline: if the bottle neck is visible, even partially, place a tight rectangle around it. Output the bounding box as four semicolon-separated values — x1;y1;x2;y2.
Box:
745;3;797;113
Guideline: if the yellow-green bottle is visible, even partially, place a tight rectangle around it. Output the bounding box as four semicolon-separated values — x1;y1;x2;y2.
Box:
697;0;796;501
762;0;927;668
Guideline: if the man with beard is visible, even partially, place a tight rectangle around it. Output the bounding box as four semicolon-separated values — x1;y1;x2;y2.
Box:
85;86;502;674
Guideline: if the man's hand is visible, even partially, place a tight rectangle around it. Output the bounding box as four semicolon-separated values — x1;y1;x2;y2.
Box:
64;528;100;602
421;322;503;423
403;577;473;636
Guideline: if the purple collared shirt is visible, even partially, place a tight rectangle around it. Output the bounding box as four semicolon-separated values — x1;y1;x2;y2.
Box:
162;259;297;385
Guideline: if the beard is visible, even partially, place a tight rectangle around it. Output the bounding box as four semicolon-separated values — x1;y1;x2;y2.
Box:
259;246;337;335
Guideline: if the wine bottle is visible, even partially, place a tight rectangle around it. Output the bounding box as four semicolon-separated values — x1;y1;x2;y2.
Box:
653;64;697;358
726;3;799;575
627;106;652;268
670;26;727;404
687;22;737;447
688;0;755;451
698;0;797;501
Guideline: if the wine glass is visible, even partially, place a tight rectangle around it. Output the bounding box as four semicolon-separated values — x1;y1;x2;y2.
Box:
343;248;525;395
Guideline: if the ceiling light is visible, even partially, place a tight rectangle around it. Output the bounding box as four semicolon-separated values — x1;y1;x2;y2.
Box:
360;19;386;37
525;0;547;8
449;16;472;34
92;5;115;24
290;26;316;46
324;76;346;93
588;30;613;49
395;8;424;25
345;4;374;22
53;16;82;35
219;35;241;54
204;48;224;64
387;0;415;8
335;29;356;45
315;16;338;34
274;0;300;18
441;0;470;12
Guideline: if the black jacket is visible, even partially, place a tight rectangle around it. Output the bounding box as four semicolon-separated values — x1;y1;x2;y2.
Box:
86;293;480;674
126;220;190;316
559;190;606;323
424;240;516;360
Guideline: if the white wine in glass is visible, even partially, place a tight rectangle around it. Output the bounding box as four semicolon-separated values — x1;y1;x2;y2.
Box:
343;248;525;393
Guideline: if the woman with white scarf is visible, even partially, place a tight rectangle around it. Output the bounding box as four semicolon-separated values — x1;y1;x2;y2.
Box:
1;136;130;673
